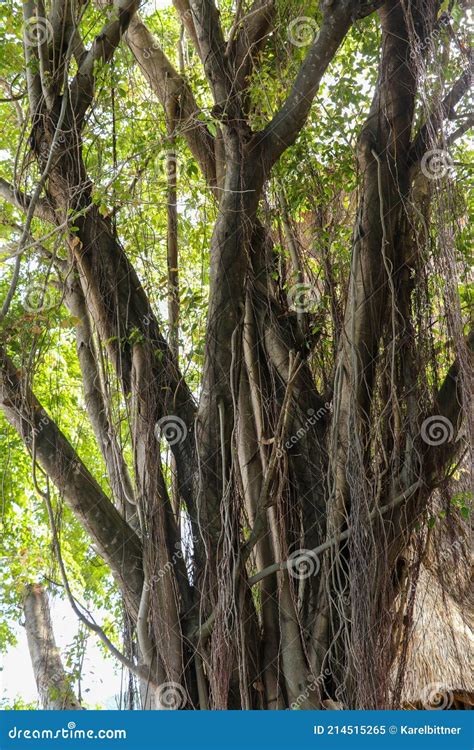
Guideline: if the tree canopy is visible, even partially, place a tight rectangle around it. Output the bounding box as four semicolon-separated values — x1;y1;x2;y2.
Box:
0;0;472;710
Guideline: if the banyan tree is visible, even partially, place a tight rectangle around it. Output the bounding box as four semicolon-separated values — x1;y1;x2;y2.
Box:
0;0;472;710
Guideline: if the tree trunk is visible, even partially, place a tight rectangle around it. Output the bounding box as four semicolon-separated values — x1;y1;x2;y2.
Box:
23;585;81;710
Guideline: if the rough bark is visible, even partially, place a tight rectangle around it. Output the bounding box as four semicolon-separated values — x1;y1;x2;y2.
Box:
23;584;82;710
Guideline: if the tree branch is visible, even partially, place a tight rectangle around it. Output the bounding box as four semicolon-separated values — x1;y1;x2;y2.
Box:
447;114;474;146
260;0;387;167
50;0;87;73
230;0;275;91
62;270;139;529
22;1;42;115
39;480;157;686
187;0;231;105
0;178;55;222
261;5;352;167
409;64;473;165
70;0;141;119
0;346;144;616
0;85;71;324
424;329;474;480
126;14;217;187
384;332;473;571
172;0;202;57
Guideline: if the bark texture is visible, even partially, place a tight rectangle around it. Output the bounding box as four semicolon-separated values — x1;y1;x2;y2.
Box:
23;585;81;710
